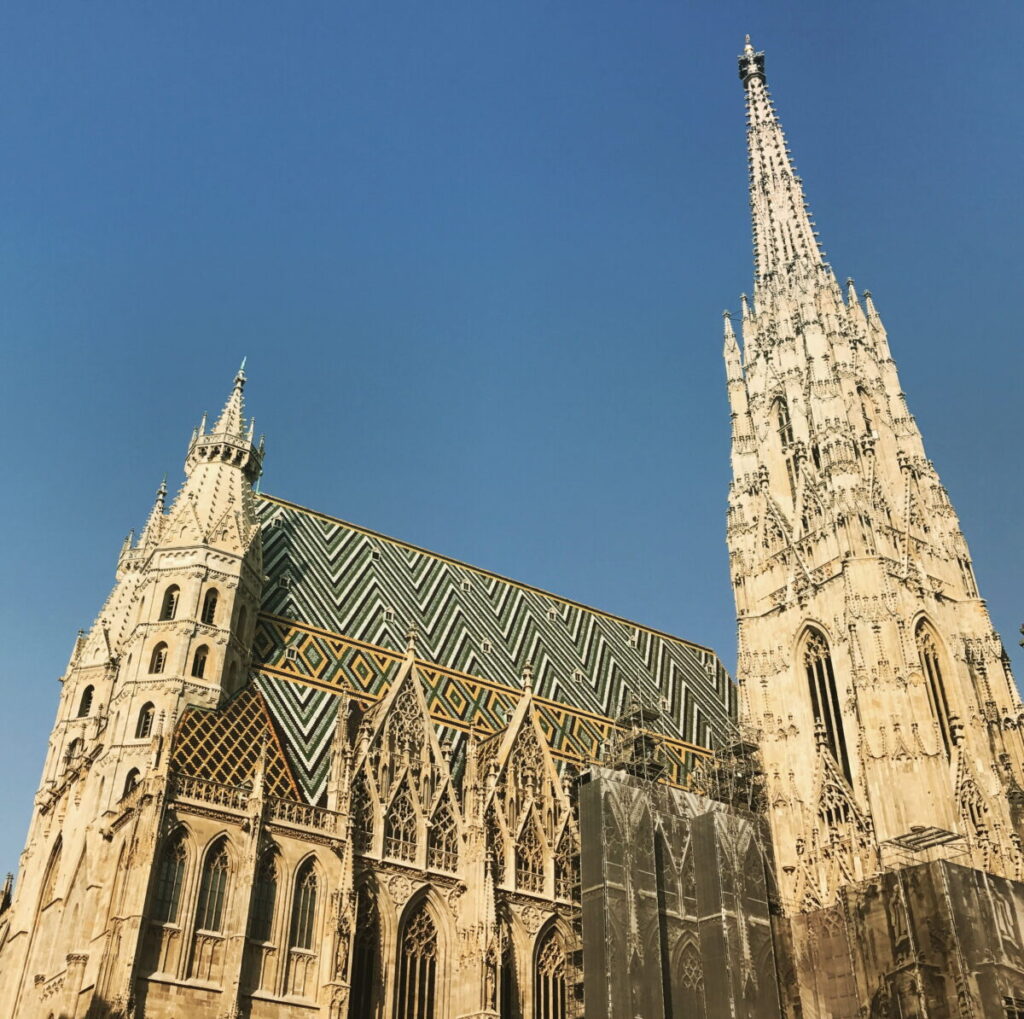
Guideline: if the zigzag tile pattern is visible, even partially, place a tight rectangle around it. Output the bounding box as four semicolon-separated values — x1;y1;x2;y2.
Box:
252;494;736;802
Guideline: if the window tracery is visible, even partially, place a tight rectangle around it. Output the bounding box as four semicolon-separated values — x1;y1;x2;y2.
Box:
154;831;187;924
195;839;229;932
289;859;318;951
396;899;438;1019
515;814;545;893
384;783;418;862
802;629;851;782
387;684;425;760
534;927;568;1019
427;796;458;872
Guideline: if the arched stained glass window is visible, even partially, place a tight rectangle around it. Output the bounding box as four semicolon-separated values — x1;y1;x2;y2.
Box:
289;859;318;951
396;899;438;1019
802;629;851;783
350;885;382;1017
250;849;278;942
534;927;568;1019
154;831;187;924
195;839;230;932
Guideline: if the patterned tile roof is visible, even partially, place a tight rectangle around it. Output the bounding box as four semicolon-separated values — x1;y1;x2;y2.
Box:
253;494;737;802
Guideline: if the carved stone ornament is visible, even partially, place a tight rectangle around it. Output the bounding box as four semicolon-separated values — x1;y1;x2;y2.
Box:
518;904;545;934
447;882;466;912
387;873;416;905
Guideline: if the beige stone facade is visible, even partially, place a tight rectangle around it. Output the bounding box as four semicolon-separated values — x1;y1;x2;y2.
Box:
0;369;594;1018
3;33;1024;1019
725;37;1024;1009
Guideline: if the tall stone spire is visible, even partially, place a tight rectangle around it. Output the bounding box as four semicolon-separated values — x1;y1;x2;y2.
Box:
724;37;1024;939
739;35;827;299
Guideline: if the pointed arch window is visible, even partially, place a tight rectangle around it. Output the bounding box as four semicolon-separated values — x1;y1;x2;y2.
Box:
159;585;180;621
802;629;852;783
191;644;210;679
384;784;418;863
122;768;140;799
237;604;248;636
916;622;953;759
249;849;279;942
40;837;63;909
396;899;438;1019
201;588;219;625
289;859;318;951
350;885;382;1018
153;831;187;924
515;815;544;893
77;685;94;718
149;642;168;674
195;839;230;932
135;702;155;739
64;737;83;767
427;796;458;872
534;927;568;1019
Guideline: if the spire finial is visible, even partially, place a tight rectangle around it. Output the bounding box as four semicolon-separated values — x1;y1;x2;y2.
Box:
211;362;249;438
406;624;420;656
739;36;828;293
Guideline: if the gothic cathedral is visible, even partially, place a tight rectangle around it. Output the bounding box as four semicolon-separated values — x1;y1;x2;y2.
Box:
1;37;1023;1019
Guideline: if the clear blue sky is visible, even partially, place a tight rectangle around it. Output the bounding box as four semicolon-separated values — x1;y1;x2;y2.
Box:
1;2;1021;872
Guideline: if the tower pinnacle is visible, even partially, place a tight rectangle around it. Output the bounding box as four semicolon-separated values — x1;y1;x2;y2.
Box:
740;38;827;298
186;363;263;483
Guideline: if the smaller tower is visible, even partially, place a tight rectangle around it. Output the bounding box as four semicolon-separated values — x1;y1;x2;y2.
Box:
0;366;265;1017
